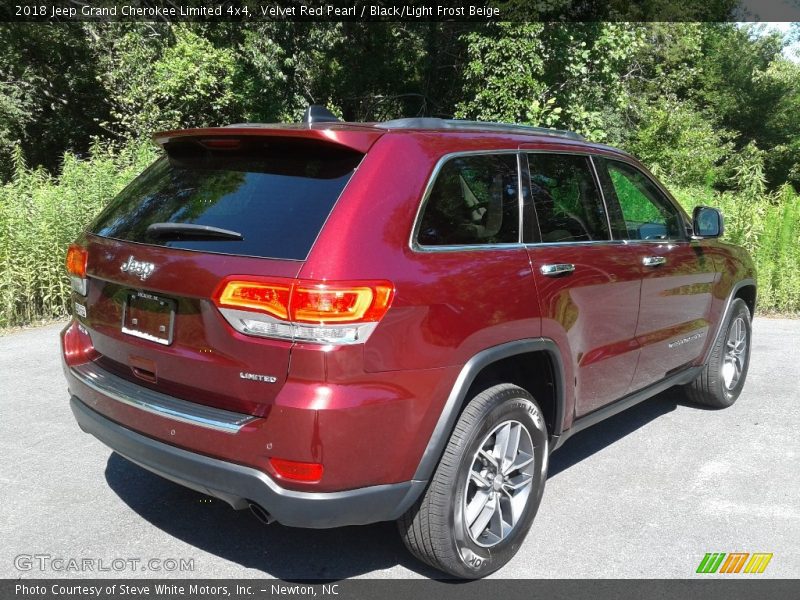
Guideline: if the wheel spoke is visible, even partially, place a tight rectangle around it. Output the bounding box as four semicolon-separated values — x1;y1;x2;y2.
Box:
504;449;534;476
492;423;512;472
468;493;497;540
478;448;499;470
470;470;491;488
465;488;491;526
502;424;522;472
488;495;506;540
503;473;534;492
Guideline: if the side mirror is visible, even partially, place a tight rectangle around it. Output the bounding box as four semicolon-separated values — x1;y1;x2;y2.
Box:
692;206;724;238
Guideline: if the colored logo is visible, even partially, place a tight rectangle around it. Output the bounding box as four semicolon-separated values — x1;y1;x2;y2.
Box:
696;552;773;574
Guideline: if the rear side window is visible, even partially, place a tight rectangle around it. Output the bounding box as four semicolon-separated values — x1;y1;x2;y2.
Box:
417;154;520;246
90;139;362;260
527;153;610;243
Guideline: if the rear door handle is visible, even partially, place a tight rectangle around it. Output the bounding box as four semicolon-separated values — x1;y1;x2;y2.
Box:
540;263;575;276
642;256;666;267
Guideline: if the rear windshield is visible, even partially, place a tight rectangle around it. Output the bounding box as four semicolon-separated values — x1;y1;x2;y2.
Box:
90;138;362;260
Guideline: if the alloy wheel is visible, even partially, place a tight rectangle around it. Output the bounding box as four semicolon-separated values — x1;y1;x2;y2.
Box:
722;316;748;390
463;420;535;548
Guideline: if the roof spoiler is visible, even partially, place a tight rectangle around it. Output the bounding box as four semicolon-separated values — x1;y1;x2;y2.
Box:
153;126;380;155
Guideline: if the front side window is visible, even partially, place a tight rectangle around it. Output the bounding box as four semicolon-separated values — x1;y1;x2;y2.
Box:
527;153;610;243
600;159;685;241
417;154;520;246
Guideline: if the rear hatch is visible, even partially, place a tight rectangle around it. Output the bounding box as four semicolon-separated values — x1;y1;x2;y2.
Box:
76;132;373;416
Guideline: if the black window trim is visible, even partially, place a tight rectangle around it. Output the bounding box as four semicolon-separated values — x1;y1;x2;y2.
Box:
595;156;691;243
522;150;621;247
409;149;526;253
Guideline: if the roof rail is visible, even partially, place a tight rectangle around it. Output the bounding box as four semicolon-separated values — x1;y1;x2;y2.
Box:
378;118;585;141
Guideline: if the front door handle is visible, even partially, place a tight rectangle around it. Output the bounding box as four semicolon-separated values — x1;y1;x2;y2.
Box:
540;263;575;276
642;256;667;267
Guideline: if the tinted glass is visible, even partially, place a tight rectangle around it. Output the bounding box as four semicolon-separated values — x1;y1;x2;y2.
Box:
417;154;519;246
602;159;684;240
90;140;362;260
527;153;609;242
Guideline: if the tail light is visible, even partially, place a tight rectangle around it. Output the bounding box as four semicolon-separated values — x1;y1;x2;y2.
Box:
269;458;323;483
65;244;88;296
213;277;394;345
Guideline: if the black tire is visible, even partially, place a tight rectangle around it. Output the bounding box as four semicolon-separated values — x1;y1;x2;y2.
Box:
397;384;548;579
685;298;752;408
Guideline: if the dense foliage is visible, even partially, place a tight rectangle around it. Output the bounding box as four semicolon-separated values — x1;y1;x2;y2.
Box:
1;22;799;326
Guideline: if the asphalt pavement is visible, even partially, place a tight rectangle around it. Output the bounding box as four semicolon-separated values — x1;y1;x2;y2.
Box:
1;318;798;579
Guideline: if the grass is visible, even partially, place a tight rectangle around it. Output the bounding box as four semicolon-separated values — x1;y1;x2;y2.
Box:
0;140;156;328
672;184;800;315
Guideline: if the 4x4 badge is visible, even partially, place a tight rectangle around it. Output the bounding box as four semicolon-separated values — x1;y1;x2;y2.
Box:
120;255;155;280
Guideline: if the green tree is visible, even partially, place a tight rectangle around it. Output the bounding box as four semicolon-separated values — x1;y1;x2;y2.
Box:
456;23;643;141
626;97;733;187
96;24;240;136
0;24;108;178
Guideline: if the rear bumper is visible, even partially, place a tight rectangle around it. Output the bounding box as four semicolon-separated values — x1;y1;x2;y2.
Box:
70;396;425;528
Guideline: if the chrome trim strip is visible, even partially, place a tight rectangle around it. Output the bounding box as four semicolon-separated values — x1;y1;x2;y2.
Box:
218;307;379;345
70;363;256;434
524;240;628;248
413;243;527;253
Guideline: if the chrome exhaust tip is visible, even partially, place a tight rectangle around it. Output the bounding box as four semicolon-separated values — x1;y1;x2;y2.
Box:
248;502;274;525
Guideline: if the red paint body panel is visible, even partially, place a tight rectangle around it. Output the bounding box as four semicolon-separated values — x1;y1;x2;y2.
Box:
528;244;642;419
82;235;300;415
627;241;717;391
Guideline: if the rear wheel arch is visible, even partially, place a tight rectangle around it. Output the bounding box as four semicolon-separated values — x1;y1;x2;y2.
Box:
412;339;566;483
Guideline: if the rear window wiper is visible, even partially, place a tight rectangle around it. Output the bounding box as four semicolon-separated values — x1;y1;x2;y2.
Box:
145;223;244;241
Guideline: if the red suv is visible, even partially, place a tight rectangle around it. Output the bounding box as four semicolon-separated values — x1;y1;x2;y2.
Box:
61;107;756;578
